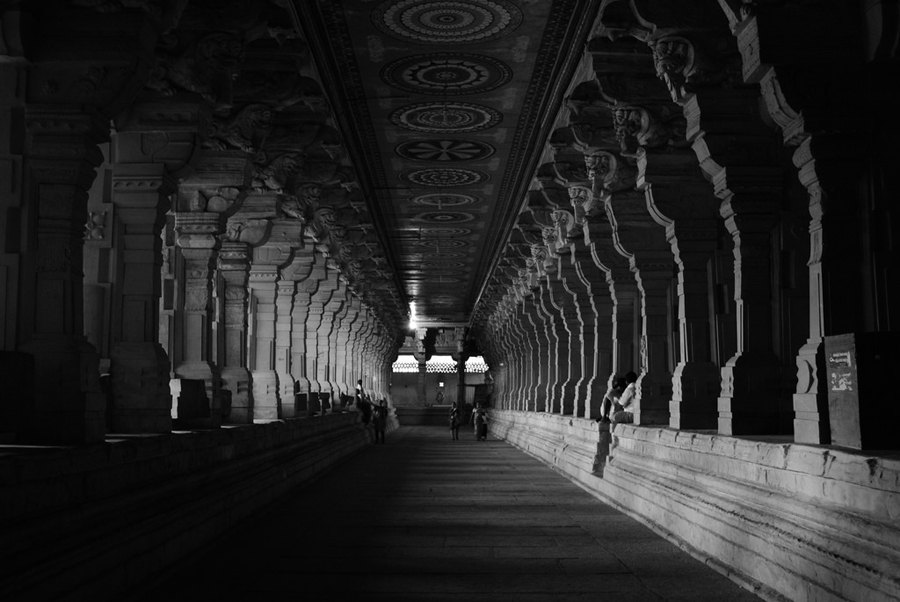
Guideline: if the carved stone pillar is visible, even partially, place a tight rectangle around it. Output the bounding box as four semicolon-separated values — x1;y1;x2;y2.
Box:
315;271;341;411
639;151;721;430
691;91;785;434
218;241;251;423
322;281;348;405
275;277;296;416
306;269;337;412
573;247;613;419
276;242;311;418
558;261;589;417
586;218;639;388
720;2;875;444
535;285;561;413
248;264;278;420
522;294;548;412
18;109;108;443
546;273;578;415
173;212;221;424
606;190;674;425
108;161;173;433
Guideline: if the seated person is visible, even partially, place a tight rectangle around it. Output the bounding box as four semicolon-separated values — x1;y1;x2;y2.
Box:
611;371;639;425
599;377;627;423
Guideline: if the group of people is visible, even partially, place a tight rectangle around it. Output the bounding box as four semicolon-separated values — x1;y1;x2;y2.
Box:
448;401;488;441
599;371;638;424
356;379;388;443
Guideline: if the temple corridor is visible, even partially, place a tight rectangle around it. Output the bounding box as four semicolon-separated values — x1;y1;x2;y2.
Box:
129;425;763;602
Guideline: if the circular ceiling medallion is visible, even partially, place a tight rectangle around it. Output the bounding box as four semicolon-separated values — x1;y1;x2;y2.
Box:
412;238;470;248
419;261;467;269
414;211;475;223
381;54;512;95
391;102;501;133
418;227;472;236
420;251;467;260
373;0;522;44
412;193;478;207
420;275;465;283
401;168;488;187
396;139;495;162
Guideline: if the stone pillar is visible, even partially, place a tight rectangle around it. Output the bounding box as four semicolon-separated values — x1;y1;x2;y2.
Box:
248;264;279;420
18;109;108;443
523;295;548;412
605;191;675;425
546;273;579;415
586;214;639;386
718;2;874;443
639;151;721;429
218;241;251;423
690;91;785;435
314;270;340;411
276;246;311;418
573;247;613;419
108;161;174;433
558;261;589;417
292;262;322;413
536;285;561;413
173;212;221;424
321;281;347;405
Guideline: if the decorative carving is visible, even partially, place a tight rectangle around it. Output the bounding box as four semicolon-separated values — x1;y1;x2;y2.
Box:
613;106;685;154
84;211;107;240
146;32;245;111
585;150;637;192
279;195;309;222
205;103;273;152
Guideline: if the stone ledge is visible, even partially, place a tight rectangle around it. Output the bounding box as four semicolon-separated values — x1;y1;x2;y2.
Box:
488;410;900;602
0;412;395;600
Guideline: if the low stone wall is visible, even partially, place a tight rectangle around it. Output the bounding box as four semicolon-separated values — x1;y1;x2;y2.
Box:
488;409;900;602
0;412;397;600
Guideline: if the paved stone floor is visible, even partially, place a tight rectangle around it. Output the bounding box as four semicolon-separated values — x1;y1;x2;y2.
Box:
132;426;764;601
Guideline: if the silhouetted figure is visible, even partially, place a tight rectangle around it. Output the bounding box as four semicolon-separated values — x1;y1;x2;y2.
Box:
372;399;388;443
358;394;372;425
474;405;488;441
449;401;461;440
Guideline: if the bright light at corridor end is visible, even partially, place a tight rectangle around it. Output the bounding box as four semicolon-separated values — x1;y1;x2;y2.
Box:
408;303;418;331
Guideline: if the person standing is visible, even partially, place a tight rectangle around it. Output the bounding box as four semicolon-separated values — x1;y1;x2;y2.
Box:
372;398;388;444
449;401;461;440
473;405;488;441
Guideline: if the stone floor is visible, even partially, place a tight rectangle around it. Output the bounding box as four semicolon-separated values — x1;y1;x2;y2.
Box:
128;425;765;601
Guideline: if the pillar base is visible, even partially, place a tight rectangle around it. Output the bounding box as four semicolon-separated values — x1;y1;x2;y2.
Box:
669;362;720;430
717;353;785;436
175;361;222;428
792;338;829;444
221;366;252;424
252;370;280;421
21;336;105;444
634;371;672;426
110;342;172;434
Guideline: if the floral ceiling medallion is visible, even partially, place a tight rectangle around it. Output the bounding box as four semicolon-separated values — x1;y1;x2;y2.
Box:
381;53;512;95
412;193;479;207
413;211;475;223
401;168;488;187
391;102;501;133
396;139;495;162
373;0;522;44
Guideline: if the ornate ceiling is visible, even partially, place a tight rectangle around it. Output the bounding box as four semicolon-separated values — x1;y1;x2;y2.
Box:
295;0;597;327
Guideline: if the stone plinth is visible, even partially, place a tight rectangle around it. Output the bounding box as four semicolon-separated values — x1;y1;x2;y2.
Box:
824;332;899;450
0;351;34;442
490;409;900;602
